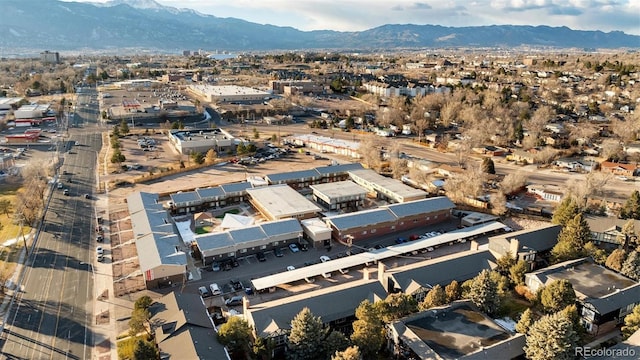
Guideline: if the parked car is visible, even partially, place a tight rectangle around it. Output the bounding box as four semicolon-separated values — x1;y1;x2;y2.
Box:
256;252;266;262
96;234;103;243
96;246;104;255
298;242;308;251
374;244;384;250
409;234;420;241
63;189;69;196
209;283;221;295
320;255;331;263
288;243;300;253
198;286;211;298
230;280;243;291
274;248;284;257
212;262;221;272
287;266;296;271
97;253;104;262
395;237;407;244
225;296;243;306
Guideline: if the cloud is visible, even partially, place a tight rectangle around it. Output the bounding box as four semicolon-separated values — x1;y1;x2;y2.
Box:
392;2;433;11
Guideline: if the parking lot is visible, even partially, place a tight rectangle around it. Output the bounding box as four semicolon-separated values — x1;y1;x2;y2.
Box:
188;217;480;311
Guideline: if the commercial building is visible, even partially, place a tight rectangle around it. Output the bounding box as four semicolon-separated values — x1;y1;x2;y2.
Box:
269;80;321;95
309;181;368;211
348;168;427;203
324;197;454;243
388;301;525;360
525;257;640;336
40;50;60;64
288;135;360;158
246;184;322;221
188;84;270;103
167;128;234;155
14;104;51;119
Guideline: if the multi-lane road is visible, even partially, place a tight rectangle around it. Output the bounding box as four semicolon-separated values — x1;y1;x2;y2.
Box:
0;87;102;360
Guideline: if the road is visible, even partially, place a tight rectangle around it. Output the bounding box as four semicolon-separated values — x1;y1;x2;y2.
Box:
0;86;102;360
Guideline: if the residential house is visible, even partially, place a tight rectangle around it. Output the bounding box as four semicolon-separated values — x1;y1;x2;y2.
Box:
600;161;638;177
584;215;640;248
554;157;597;172
488;224;561;270
151;292;230;360
388;301;525;360
508;149;537;164
525;257;640;336
526;184;564;202
381;249;497;302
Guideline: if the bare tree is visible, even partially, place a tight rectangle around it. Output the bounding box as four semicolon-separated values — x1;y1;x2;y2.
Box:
439;101;461;128
357;137;381;170
565;172;611;208
600;138;624;161
525;105;554;145
500;172;528;195
491;191;508;215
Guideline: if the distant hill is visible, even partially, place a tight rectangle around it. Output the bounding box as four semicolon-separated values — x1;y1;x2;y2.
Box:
0;0;638;54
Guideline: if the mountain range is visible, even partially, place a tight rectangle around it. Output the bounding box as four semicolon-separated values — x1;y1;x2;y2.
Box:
0;0;638;54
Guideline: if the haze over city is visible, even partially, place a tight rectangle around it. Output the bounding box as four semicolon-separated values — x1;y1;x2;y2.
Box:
66;0;640;35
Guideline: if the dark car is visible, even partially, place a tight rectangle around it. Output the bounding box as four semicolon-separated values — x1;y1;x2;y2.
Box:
297;242;309;251
230;280;243;291
274;248;284;257
256;252;266;262
225;296;243;306
374;244;384;250
395;237;407;244
409;234;420;241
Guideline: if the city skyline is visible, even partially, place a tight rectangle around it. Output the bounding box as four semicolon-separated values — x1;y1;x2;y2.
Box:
66;0;640;36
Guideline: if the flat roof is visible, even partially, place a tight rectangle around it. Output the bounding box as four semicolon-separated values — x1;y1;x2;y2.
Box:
348;169;426;202
325;208;397;230
189;84;269;97
545;260;636;299
397;303;513;360
309;181;368;199
251;221;505;290
246;184;321;218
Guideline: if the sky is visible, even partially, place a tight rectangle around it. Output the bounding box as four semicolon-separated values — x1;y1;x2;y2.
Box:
70;0;640;35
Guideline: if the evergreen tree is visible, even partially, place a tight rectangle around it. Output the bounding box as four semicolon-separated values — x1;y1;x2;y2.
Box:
515;308;534;334
287;308;328;360
606;248;628;272
622;305;640;340
120;119;130;135
205;149;217;163
378;293;417;322
583;242;607;264
445;280;461;303
350;300;384;359
133;339;158;360
468;270;501;315
540;279;576;313
481;157;496;174
551;213;591;263
620;250;640;280
496;251;516;275
509;259;529;285
524;311;579;360
562;304;587;343
620;190;640;220
134;295;153;310
617;219;638;250
419;284;447;310
324;331;350;358
253;337;276;360
551;197;580;226
128;308;151;337
217;316;253;358
332;346;361;360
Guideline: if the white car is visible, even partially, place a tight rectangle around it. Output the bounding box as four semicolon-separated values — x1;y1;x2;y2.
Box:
209;283;221;295
96;246;104;255
287;266;296;271
320;255;331;263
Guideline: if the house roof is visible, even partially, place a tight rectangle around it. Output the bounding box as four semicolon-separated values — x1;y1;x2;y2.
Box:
196;186;225;199
151;292;228;360
325;208;397;230
600;161;637;171
527;257;640;315
220;181;252;195
265;169;320;183
386;249;497;294
584;214;640;234
385;196;455;218
170;191;200;204
136;233;187;271
314;162;364;176
247;280;387;338
488;224;561;256
259;218;302;238
228;226;268;247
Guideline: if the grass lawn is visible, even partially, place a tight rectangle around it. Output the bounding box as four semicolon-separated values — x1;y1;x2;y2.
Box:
499;293;532;319
215;208;240;219
195;227;210;235
0;183;31;259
